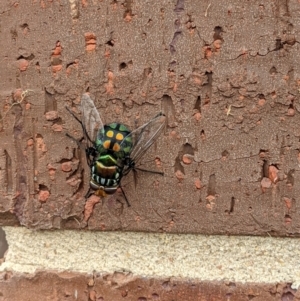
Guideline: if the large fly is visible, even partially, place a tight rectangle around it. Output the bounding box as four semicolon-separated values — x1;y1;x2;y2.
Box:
66;93;166;206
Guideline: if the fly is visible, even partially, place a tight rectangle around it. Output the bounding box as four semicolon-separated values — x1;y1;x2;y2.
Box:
66;93;166;206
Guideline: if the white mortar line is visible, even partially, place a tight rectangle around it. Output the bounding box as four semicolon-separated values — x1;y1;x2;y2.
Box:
1;227;300;288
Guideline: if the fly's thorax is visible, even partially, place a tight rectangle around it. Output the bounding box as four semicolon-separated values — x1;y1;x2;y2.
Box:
95;123;133;158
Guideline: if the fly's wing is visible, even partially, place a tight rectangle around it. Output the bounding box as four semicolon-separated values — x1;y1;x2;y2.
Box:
122;113;166;163
80;93;103;146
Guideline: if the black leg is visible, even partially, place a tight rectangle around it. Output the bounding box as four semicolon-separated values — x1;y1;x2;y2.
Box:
66;106;82;124
134;167;164;176
65;133;80;146
85;187;93;199
120;186;131;207
133;168;138;188
65;106;94;144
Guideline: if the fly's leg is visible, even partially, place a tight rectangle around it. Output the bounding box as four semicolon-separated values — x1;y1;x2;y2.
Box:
120;186;131;207
66;133;81;146
85;187;93;199
85;147;97;167
65;106;93;144
134;167;164;176
123;156;164;177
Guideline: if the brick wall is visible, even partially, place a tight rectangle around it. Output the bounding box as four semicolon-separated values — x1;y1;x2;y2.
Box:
1;1;300;300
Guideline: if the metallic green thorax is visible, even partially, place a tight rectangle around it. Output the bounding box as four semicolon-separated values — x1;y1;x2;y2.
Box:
95;123;132;159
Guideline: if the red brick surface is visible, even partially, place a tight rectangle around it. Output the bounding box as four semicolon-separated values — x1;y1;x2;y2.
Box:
1;271;299;301
0;1;300;235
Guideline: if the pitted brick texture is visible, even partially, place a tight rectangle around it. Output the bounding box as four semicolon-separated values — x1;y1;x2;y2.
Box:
0;1;300;235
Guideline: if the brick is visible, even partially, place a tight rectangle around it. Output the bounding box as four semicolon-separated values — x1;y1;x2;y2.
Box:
0;271;299;301
0;0;299;236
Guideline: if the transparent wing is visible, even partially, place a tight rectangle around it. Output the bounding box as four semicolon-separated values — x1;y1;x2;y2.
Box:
122;113;166;163
79;93;103;145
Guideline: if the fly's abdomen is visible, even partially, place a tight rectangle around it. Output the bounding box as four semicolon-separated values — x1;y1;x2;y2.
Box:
90;157;122;195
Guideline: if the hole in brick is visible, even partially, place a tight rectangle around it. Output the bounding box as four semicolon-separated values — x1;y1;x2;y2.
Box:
152;293;159;300
203;71;213;102
0;227;8;259
38;184;50;202
174;0;184;12
262;160;269;178
4;150;12;194
174;155;185;174
168;60;177;71
44;90;57;112
207;174;216;196
169;31;182;54
227;282;236;287
259;149;268;159
200;129;206;140
213;26;223;41
66;61;75;69
106;39;114;46
275;38;283;50
52;41;62;56
182;143;194;155
181;143;194;164
17;53;35;60
35;62;40;72
286;169;295;187
229;197;235;213
20;23;29;30
287;23;294;32
162;94;176;127
39;184;48;191
222;150;229;158
269;66;277;75
10;28;18;41
281;291;294;301
144;67;152;76
123;9;133;20
194;96;201;112
119;62;127;70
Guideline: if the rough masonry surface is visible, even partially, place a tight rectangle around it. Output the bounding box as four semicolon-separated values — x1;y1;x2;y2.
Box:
0;1;299;235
